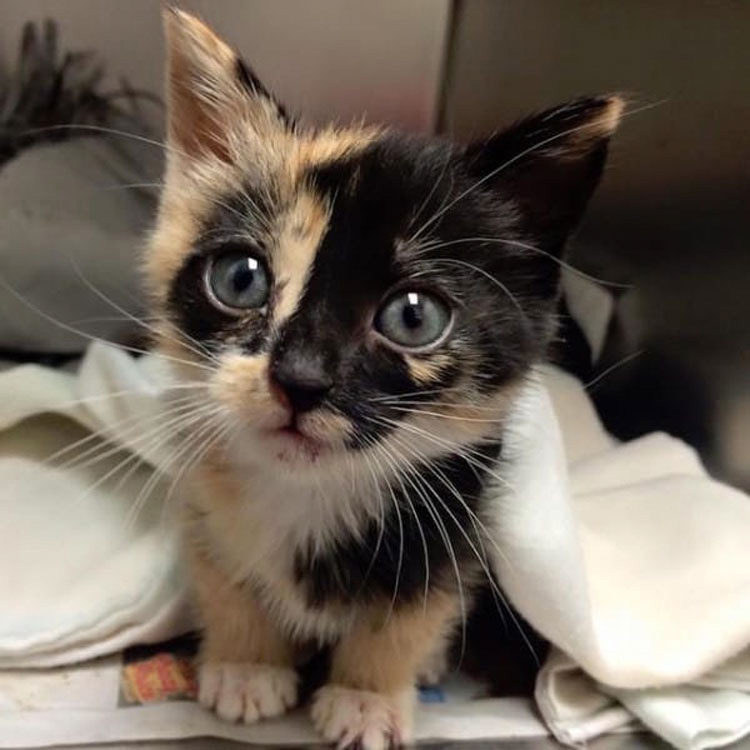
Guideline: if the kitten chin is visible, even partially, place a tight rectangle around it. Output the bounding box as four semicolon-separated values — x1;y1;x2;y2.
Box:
150;9;622;749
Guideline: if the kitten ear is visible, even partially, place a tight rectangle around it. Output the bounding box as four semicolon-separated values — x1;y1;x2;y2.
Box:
465;95;624;254
163;8;289;163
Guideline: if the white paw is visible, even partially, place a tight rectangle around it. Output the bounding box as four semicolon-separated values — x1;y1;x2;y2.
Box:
198;662;298;724
311;684;415;750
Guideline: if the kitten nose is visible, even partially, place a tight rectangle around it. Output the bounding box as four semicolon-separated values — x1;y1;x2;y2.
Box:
269;356;334;414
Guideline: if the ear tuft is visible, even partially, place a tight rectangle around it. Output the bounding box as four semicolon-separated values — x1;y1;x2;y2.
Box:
465;95;625;254
162;8;287;163
164;7;237;73
541;95;625;158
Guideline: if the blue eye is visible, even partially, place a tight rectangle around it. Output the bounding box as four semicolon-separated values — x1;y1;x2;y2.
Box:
206;252;270;312
375;290;452;349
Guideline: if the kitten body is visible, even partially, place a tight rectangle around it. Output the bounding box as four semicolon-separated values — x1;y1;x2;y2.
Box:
147;10;622;749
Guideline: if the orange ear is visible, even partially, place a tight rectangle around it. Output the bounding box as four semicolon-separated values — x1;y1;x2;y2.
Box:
163;8;286;163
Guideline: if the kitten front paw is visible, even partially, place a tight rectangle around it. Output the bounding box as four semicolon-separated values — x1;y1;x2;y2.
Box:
198;662;298;723
311;684;415;750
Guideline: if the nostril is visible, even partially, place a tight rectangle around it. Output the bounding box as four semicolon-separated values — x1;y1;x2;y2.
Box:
269;359;334;414
268;373;292;412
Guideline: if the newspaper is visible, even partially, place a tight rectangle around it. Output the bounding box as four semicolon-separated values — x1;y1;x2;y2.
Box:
0;638;548;748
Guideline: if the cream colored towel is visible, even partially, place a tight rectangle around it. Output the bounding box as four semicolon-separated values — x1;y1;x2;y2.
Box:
0;343;189;668
494;367;750;749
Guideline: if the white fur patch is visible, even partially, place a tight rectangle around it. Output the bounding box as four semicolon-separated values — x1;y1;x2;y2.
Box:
311;685;415;750
199;662;298;723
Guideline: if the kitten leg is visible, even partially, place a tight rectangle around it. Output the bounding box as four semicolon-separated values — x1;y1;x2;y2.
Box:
416;640;450;687
311;591;459;750
190;550;298;724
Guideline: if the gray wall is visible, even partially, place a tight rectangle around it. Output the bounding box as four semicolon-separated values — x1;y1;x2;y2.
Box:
444;0;750;488
0;0;450;132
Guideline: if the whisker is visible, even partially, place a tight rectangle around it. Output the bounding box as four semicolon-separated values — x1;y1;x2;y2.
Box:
352;434;389;598
73;403;218;514
160;417;235;527
372;413;514;493
370;385;471;403
387;426;514;572
404;148;454;235
585;348;645;390
408;100;664;245
53;398;214;476
45;396;203;468
371;439;432;617
0;277;216;373
385;429;538;666
69;261;221;366
377;398;506;413
127;408;227;530
374;443;405;624
99;182;163;192
52;382;206;414
414;257;529;325
20;123;190;161
389;406;504;424
109;405;221;504
382;434;468;664
413;235;632;290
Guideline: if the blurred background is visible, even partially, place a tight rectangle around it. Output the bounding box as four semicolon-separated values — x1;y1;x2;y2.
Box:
0;0;747;489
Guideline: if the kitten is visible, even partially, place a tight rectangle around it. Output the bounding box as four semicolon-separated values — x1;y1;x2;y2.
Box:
146;9;622;749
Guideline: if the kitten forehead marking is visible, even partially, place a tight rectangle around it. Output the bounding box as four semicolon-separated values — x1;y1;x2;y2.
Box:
148;125;379;321
272;188;330;327
271;126;379;326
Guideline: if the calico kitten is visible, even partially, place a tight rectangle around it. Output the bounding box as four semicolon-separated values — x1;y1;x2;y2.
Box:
146;9;622;749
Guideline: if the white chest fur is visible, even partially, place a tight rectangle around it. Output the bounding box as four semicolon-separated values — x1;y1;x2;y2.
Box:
189;464;375;643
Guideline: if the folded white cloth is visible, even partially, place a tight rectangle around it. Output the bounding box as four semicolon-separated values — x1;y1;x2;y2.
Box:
0;343;190;668
1;343;749;749
496;367;750;749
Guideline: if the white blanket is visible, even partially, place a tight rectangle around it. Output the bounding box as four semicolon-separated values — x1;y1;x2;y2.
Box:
1;343;748;749
498;369;750;748
0;345;189;668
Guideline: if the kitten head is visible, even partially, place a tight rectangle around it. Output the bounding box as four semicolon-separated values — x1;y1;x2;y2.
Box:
146;9;622;481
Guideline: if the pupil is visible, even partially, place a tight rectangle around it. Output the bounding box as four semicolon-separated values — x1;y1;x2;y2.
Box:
232;264;254;292
402;301;423;329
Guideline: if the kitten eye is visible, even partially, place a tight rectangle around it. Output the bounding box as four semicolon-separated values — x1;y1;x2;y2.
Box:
205;251;270;312
375;290;452;349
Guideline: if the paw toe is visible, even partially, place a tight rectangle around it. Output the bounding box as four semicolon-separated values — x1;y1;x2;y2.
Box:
312;685;414;750
198;662;298;725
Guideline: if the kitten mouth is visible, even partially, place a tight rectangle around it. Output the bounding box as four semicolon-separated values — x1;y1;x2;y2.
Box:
269;421;327;461
278;424;313;442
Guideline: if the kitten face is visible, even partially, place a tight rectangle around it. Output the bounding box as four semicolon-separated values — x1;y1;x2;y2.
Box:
147;10;622;480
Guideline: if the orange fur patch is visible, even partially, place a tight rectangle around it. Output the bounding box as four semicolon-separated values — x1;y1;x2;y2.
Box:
185;536;294;666
272;190;331;325
403;352;453;386
331;590;460;694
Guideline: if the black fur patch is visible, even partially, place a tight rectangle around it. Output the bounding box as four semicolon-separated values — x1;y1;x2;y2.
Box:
168;243;271;356
235;57;292;125
294;441;502;607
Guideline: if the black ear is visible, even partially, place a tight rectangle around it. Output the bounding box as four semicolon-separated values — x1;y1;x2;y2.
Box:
465;96;624;254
